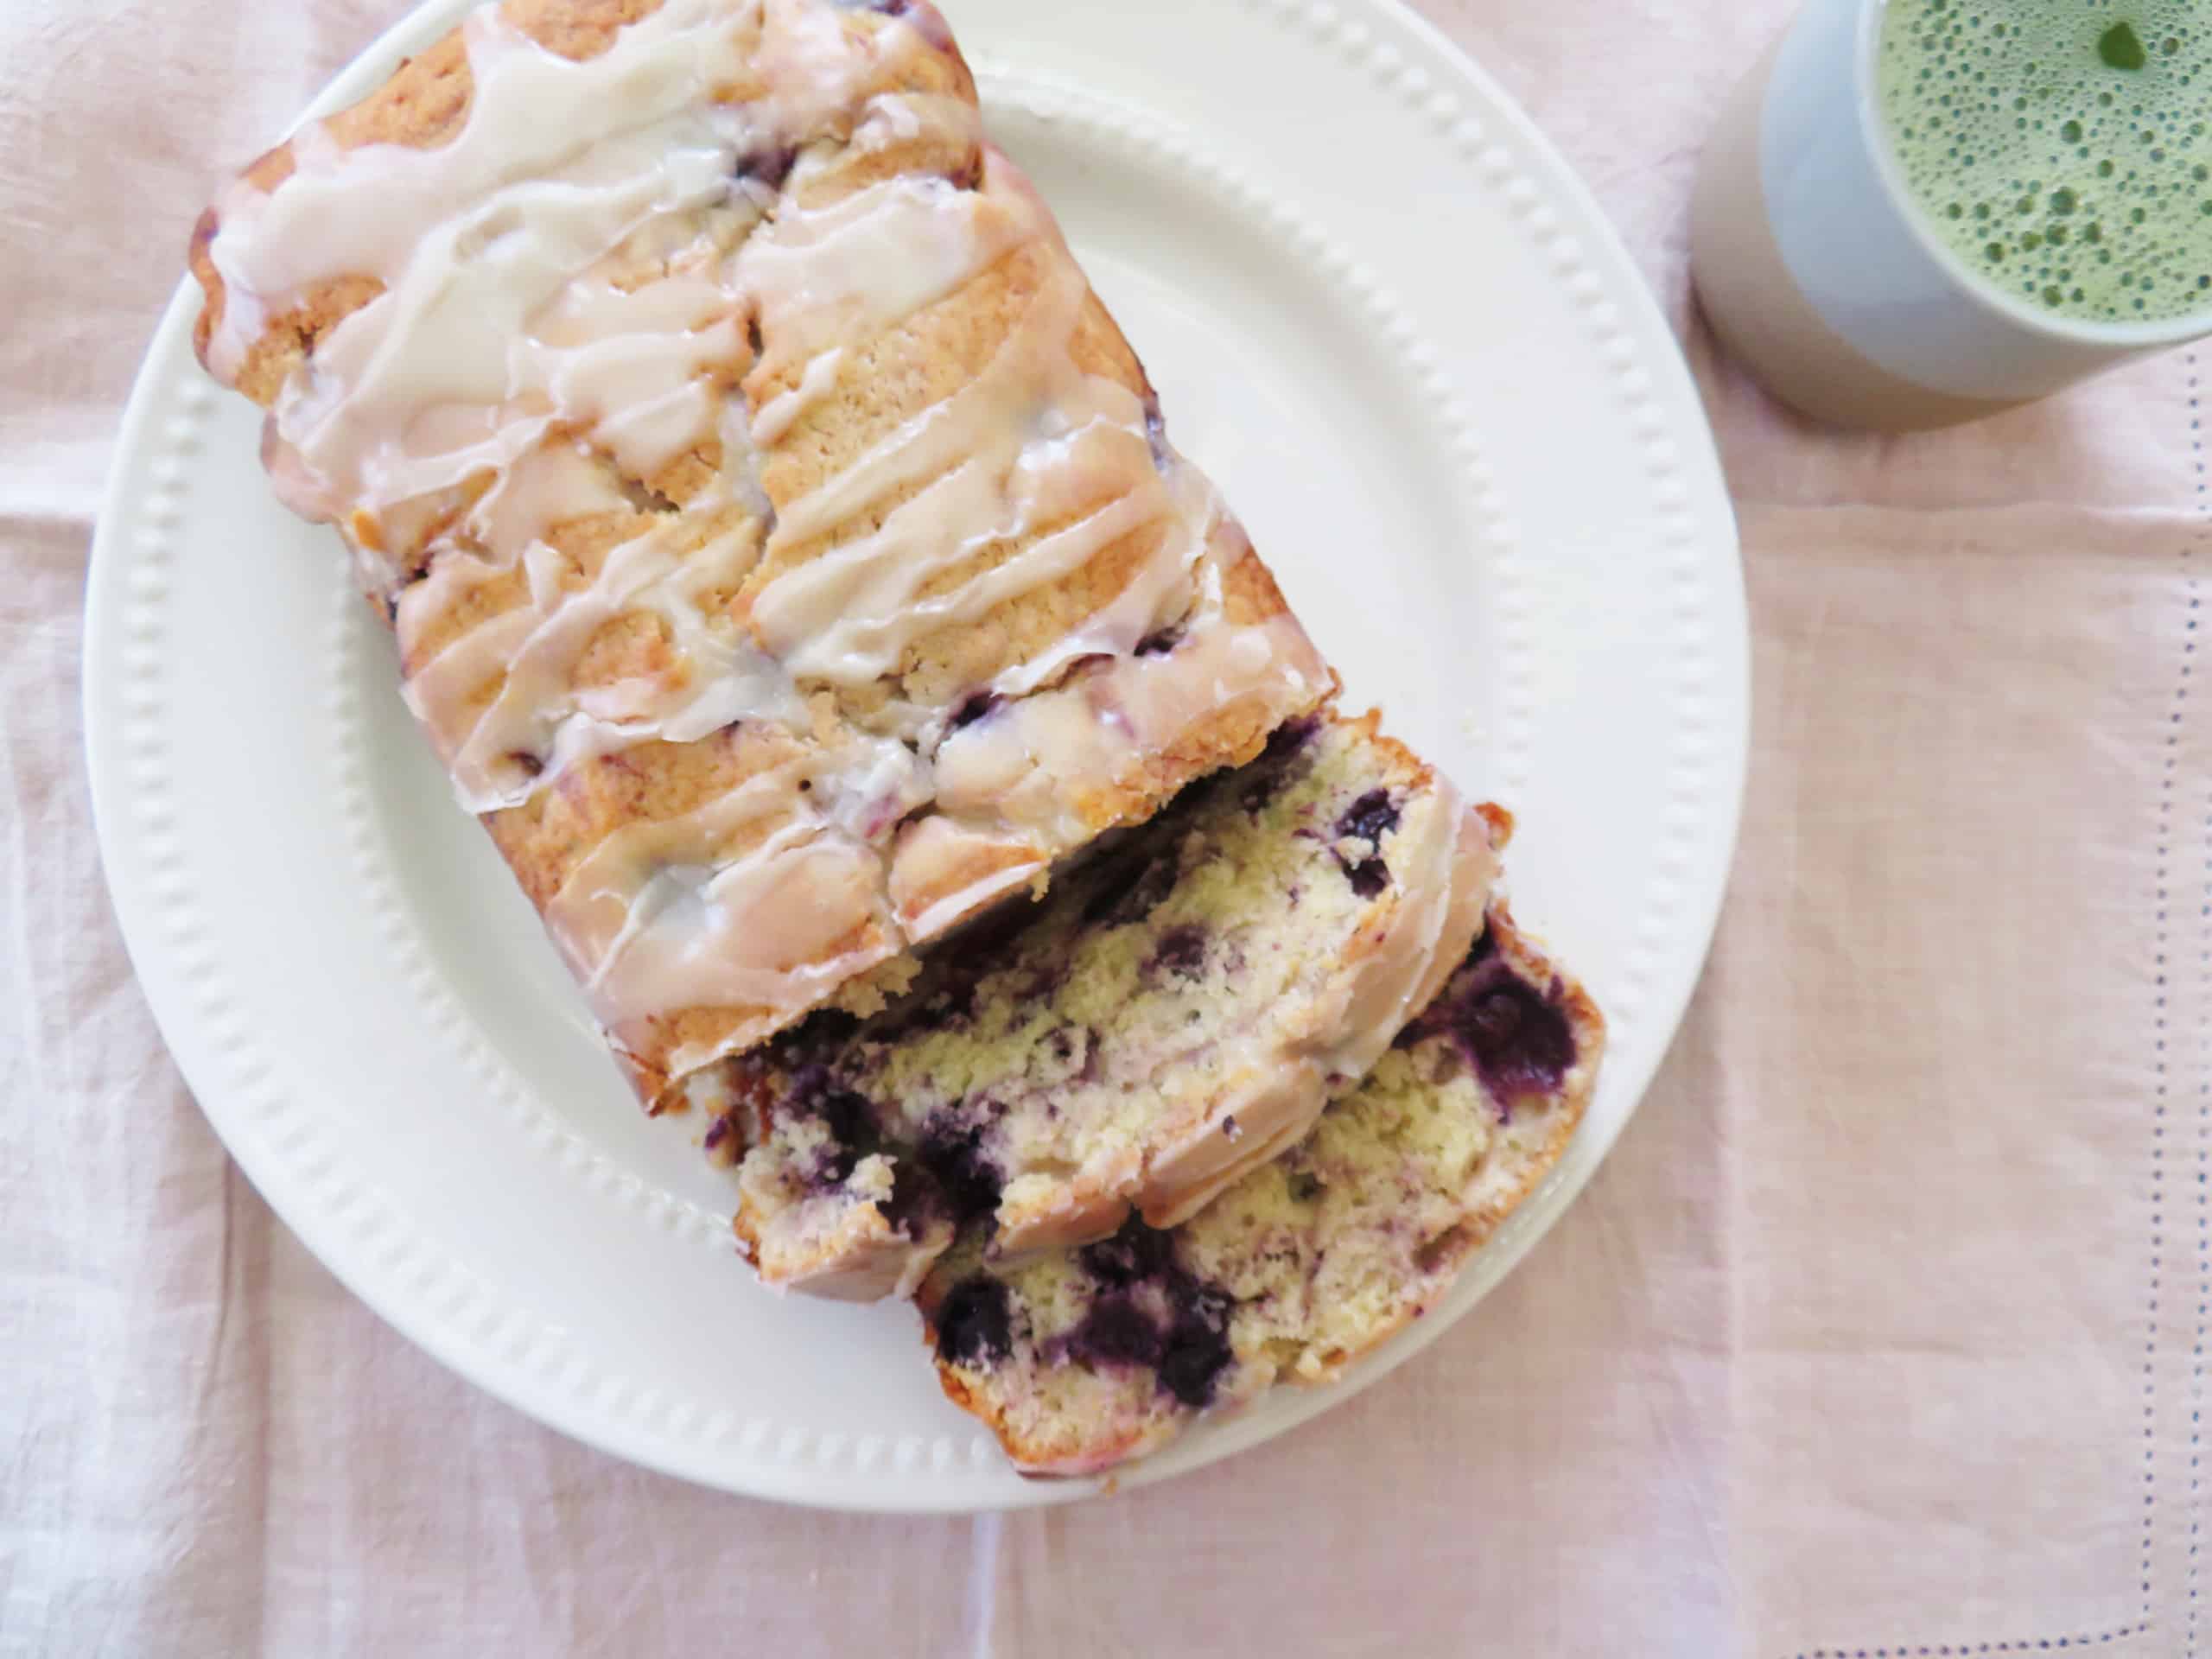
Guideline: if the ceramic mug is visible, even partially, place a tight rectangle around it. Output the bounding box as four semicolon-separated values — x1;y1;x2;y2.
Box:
1690;0;2212;430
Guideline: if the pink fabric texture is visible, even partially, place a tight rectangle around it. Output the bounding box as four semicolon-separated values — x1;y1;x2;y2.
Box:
4;0;2204;1652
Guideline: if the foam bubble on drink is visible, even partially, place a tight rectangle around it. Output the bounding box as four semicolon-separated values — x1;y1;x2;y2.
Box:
1877;0;2212;323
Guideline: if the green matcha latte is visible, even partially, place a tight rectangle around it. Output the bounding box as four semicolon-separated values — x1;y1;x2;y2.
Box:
1876;0;2212;321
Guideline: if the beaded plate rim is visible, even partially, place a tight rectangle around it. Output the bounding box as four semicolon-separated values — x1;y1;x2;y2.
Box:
82;0;1745;1511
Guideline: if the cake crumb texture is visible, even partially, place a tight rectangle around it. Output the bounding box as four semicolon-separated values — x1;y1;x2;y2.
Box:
916;900;1603;1476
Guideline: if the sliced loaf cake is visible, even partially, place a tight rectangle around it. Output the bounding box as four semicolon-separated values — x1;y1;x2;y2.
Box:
915;901;1601;1475
692;713;1499;1299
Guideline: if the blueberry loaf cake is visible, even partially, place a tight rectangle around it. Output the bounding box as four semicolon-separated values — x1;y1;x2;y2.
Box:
915;901;1602;1476
187;0;1332;1109
700;714;1498;1299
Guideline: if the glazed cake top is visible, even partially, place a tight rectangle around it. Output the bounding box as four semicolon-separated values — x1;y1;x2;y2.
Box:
191;0;1332;1098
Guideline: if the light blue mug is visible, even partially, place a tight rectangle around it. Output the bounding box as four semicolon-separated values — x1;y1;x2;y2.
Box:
1691;0;2212;429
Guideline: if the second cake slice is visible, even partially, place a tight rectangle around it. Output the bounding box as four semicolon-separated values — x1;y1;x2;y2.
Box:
917;899;1602;1475
695;713;1497;1299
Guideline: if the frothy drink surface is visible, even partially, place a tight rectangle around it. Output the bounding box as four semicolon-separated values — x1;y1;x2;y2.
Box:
1878;0;2212;322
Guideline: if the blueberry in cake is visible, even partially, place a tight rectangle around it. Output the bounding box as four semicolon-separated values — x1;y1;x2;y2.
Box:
187;0;1332;1110
915;901;1603;1476
696;713;1500;1300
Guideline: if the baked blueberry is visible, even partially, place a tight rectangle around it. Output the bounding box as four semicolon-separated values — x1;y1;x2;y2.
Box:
935;1276;1012;1367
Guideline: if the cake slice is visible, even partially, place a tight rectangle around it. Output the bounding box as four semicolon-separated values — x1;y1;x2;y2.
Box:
186;0;1330;1109
914;901;1601;1476
697;714;1499;1299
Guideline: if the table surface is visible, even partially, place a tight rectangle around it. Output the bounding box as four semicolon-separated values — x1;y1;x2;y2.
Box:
4;1;2204;1654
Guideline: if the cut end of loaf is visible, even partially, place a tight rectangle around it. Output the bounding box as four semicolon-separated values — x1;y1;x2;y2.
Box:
916;900;1604;1477
706;711;1497;1302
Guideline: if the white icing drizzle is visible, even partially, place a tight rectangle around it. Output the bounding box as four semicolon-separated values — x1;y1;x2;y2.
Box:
210;1;772;554
546;758;898;1047
931;572;1316;849
748;344;843;446
1313;779;1488;1083
887;816;1048;939
204;0;1332;1093
399;506;796;809
739;172;1017;385
753;423;1168;687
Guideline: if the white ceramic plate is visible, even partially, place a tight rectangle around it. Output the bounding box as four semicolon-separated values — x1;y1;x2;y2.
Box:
85;0;1745;1510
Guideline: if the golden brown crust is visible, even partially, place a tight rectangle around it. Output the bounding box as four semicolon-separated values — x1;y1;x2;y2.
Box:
1053;538;1339;839
191;0;975;398
482;721;790;907
734;146;1173;721
928;1363;1155;1480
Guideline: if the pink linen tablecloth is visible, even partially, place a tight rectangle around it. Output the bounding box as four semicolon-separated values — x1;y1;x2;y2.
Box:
4;0;2205;1653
